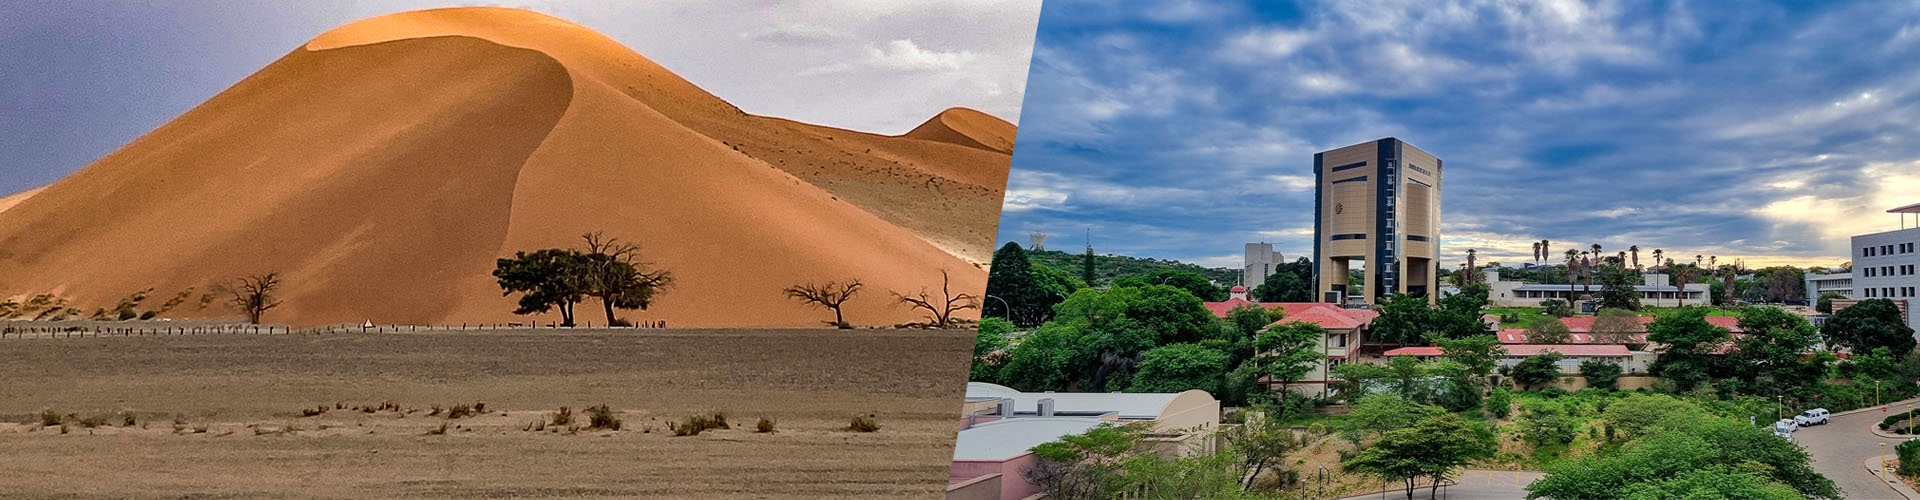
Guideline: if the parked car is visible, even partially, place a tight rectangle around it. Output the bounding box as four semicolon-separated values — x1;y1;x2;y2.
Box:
1795;408;1830;426
1774;419;1799;441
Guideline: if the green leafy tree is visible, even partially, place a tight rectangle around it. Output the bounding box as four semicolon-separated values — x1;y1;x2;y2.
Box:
1437;334;1505;378
1081;244;1097;286
1251;258;1315;302
1540;299;1574;318
1528;409;1836;499
1345;413;1497;500
998;323;1082;391
1524;315;1572;344
1515;400;1578;447
1221;304;1278;366
1647;308;1730;392
1128;343;1231;394
971;317;1014;382
1579;360;1622;390
1388;355;1432;401
1823;298;1917;358
494;249;587;326
1337;393;1442;444
1593;265;1642;311
1369;293;1435;344
1251;321;1325;411
1330;362;1393;402
1054;285;1215;345
1511;351;1565;390
1727;306;1822;396
579;232;673;326
984;242;1052;326
1484;387;1514;418
1226;407;1303;492
1032;263;1086;306
1815;291;1844;314
1114;269;1226;301
1602;393;1704;440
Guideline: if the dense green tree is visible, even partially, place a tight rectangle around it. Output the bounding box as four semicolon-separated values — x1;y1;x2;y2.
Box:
1602;394;1705;440
1515;399;1578;446
1647;308;1729;392
997;323;1082;391
1113;269;1226;301
1345;413;1497;500
1337;393;1442;444
1031;263;1086;309
1484;387;1514;418
1428;360;1485;412
1127;343;1231;394
1815;291;1844;314
1436;334;1505;378
1221;303;1278;365
1076;318;1158;391
1527;409;1836;499
1369;294;1435;344
1330;362;1393;402
1251;321;1325;408
1727;306;1823;397
1593;265;1642;311
1579;360;1622;390
1823;298;1917;358
1057;285;1216;345
1524;315;1572;344
494;249;587;326
1081;244;1097;286
971;317;1014;382
1540;299;1574;318
1511;351;1565;390
984;242;1052;326
1251;257;1316;302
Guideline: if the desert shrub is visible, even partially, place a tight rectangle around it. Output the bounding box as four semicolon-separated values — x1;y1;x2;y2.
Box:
301;405;328;417
848;414;881;432
426;422;449;435
756;417;776;433
550;406;573;426
587;404;622;430
428;404;443;416
447;404;476;419
38;409;60;427
474;402;486;413
76;414;108;428
120;412;136;427
670;413;730;436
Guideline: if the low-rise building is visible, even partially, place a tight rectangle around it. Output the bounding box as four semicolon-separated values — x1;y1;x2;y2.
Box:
1486;269;1708;308
949;382;1221;500
1202;296;1377;399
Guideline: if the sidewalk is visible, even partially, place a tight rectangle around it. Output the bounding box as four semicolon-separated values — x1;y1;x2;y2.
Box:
1865;456;1920;500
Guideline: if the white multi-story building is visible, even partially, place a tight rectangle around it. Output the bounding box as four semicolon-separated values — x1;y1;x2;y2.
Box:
1805;272;1853;302
1243;242;1280;287
1845;204;1920;334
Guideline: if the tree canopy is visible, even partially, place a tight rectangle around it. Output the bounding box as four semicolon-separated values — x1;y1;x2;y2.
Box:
1823;298;1917;358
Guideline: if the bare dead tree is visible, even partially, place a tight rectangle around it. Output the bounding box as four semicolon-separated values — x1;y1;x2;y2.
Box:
784;279;863;328
220;273;283;324
893;269;979;328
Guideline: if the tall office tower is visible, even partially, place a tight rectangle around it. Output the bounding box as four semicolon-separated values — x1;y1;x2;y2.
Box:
1313;138;1441;305
1243;242;1280;287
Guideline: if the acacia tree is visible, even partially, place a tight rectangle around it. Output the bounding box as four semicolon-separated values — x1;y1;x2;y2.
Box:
220;273;283;324
1344;413;1497;500
494;249;587;326
895;268;979;328
1253;320;1326;414
580;232;674;326
784;279;862;328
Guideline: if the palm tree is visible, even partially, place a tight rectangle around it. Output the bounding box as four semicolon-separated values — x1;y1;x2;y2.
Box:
1543;240;1552;264
1532;242;1542;264
1581;252;1594;299
1651;249;1664;269
1708;255;1717;269
1695;254;1703;266
1591;243;1603;260
1565;249;1581;300
1466;248;1478;284
1630;245;1640;271
1670;260;1700;307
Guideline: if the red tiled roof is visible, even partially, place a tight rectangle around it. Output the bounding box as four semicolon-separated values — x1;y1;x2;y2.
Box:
1201;300;1375;331
1538;315;1741;334
1383;344;1631;357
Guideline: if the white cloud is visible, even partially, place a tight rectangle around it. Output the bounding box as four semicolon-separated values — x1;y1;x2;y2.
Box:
1220;27;1313;62
1002;188;1069;212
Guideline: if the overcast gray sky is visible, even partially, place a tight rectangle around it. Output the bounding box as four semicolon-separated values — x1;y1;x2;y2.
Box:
0;0;1042;195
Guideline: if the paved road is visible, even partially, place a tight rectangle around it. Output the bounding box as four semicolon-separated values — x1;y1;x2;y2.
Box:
1797;399;1920;499
1336;470;1546;500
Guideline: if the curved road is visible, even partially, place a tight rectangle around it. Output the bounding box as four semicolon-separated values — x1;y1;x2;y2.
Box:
1796;398;1920;499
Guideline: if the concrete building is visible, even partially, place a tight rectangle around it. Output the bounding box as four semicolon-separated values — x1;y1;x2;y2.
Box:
1485;269;1707;308
1806;272;1854;302
1243;242;1280;287
949;383;1221;500
1313;138;1441;306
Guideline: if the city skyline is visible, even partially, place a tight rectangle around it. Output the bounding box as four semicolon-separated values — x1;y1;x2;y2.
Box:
998;0;1920;271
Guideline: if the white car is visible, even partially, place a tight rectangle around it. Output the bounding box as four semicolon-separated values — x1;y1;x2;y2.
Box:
1795;408;1830;426
1774;419;1799;440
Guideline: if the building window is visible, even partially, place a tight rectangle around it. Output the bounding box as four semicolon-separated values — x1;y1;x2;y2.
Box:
1330;334;1348;347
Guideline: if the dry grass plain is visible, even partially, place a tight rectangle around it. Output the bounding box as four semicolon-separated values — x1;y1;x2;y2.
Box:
0;329;971;499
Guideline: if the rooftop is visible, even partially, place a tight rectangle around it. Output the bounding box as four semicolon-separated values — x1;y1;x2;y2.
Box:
1201;299;1377;330
952;417;1106;461
965;382;1207;420
1383;344;1632;357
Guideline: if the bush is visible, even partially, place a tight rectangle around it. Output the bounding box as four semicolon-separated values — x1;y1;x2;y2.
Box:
1901;440;1920;478
848;414;881;432
1580;360;1622;391
586;404;622;430
1539;386;1568;399
756;417;776;433
1486;388;1514;419
447;403;476;419
38;409;60;427
550;406;573;426
670;412;730;436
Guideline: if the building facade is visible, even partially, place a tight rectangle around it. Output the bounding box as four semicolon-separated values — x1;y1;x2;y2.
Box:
1806;272;1854;302
1313;138;1441;305
1485;269;1708;307
1848;208;1920;334
1243;242;1280;287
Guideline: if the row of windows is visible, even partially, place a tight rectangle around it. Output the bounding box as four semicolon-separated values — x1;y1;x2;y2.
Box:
1864;287;1918;298
1863;265;1917;277
1864;242;1917;257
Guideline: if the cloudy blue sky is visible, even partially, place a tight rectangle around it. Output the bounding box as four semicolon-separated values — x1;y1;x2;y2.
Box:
0;0;1039;196
999;0;1920;273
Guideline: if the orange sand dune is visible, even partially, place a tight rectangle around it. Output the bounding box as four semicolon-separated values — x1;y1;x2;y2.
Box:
0;187;41;214
905;107;1019;155
0;7;1011;327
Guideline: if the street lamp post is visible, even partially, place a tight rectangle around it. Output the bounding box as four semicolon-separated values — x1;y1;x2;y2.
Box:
984;295;1011;322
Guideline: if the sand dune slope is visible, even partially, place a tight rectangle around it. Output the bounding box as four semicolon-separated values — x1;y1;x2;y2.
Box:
0;187;41;214
0;7;1007;327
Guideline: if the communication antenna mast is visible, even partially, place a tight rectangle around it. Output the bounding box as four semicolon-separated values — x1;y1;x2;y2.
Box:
1030;232;1047;251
